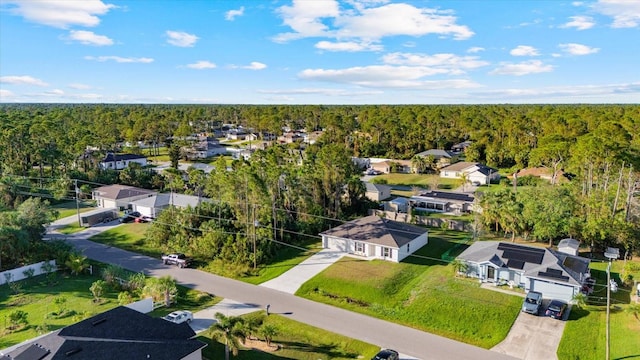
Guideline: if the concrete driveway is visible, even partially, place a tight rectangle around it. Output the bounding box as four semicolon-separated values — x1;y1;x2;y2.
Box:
492;300;569;360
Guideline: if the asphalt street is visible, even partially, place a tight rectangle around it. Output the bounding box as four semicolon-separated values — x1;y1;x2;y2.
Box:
52;221;517;360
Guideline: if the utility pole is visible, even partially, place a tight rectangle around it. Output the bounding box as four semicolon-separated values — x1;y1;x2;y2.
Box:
75;179;81;226
606;260;611;360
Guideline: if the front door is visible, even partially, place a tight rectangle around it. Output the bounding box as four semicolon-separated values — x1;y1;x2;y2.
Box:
487;266;495;281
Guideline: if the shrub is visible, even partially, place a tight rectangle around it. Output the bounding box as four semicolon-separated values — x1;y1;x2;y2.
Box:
8;310;28;329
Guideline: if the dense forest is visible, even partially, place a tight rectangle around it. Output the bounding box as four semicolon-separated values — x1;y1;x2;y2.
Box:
0;104;638;273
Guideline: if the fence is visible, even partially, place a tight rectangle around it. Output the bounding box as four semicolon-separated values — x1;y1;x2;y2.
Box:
0;260;57;285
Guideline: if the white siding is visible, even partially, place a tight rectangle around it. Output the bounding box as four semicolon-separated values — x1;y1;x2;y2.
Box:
397;233;429;262
527;278;577;303
323;236;350;252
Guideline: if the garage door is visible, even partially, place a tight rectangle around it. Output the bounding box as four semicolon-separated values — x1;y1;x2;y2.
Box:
324;237;349;252
530;278;576;303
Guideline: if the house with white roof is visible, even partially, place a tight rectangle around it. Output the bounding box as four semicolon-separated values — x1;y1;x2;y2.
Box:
439;161;500;185
130;193;212;218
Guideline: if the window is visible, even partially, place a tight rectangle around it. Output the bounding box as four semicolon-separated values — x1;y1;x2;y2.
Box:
355;242;365;253
407;243;410;252
382;247;391;258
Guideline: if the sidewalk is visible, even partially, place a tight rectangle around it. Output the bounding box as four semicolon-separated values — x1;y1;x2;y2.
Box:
259;248;346;294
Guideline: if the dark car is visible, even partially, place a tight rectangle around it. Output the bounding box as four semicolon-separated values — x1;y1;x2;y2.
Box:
545;300;568;320
119;211;141;223
372;349;399;360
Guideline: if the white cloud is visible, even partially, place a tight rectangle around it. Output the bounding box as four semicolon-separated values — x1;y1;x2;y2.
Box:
510;45;540;56
258;88;383;97
0;75;49;86
3;0;114;29
381;52;489;74
225;6;245;21
244;62;267;70
0;89;15;98
85;56;154;63
559;43;600;55
467;46;485;53
186;61;217;69
315;40;382;52
67;30;113;46
490;60;554;76
68;83;92;90
298;65;481;89
561;15;595;30
593;0;640;28
473;82;640;101
166;31;198;47
45;89;65;96
274;1;473;44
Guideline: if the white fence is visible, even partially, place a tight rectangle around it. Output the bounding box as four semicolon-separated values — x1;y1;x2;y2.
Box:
0;260;57;285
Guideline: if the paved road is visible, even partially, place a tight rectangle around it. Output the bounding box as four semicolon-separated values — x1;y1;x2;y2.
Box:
52;221;516;360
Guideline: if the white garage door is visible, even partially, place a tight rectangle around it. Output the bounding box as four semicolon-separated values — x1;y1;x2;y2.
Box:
530;279;576;303
324;237;349;252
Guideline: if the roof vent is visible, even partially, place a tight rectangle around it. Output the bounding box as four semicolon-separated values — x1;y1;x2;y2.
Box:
64;347;82;357
91;318;107;326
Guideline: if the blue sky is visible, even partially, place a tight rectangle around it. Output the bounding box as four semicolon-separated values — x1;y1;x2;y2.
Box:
1;0;639;104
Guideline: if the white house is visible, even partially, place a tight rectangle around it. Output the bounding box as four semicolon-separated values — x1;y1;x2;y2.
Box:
457;241;591;303
415;149;455;168
130;193;211;218
439;161;500;185
409;190;476;215
99;153;148;170
92;185;156;210
364;182;392;201
321;215;428;263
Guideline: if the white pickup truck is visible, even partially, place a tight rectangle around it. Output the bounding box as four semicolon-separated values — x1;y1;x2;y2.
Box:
161;253;192;268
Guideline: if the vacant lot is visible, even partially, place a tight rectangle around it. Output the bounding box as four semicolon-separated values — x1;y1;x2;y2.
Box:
296;229;523;349
200;312;380;360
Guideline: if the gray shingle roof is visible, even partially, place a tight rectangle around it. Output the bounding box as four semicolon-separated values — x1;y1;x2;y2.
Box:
416;149;453;158
93;185;156;200
320;215;428;248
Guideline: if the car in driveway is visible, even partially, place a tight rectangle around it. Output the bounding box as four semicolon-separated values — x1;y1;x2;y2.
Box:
522;291;543;315
119;211;141;223
162;310;193;324
372;349;399;360
545;300;568;320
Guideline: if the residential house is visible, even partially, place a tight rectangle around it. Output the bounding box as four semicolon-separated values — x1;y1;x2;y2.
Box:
370;159;412;174
1;306;207;360
226;128;248;140
130;193;212;218
92;185;156;210
439;162;500;184
321;215;428;262
557;238;581;256
409;190;475;215
247;132;277;142
99;153;148;170
364;182;392;201
303;130;324;144
278;131;304;144
183;137;227;160
457;241;591;303
450;140;472;154
511;166;566;184
415;149;456;169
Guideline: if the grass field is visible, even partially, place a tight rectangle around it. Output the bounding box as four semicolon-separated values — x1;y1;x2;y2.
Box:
51;201;96;219
200;312;380;360
296;228;522;349
0;270;219;350
374;173;461;189
89;223;160;257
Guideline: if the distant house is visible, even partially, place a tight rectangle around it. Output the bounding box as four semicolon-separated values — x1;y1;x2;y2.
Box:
130;193;212;218
457;241;591;303
321;215;428;263
511;166;566;185
183;137;227;160
226;128;248;140
370;159;412;174
557;238;581;256
92;184;156;210
415;149;455;168
100;153;148;170
389;197;409;213
364;182;392;201
2;306;207;360
304;130;324;144
439;161;500;184
278;131;304;144
409;190;476;215
451;140;472;154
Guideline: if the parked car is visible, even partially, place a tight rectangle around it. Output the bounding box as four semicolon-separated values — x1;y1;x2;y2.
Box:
119;211;141;223
522;291;543;315
135;215;153;223
371;349;399;360
545;300;568;320
162;310;193;324
161;253;192;268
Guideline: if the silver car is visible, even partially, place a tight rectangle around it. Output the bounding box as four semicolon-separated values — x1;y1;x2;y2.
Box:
522;291;543;315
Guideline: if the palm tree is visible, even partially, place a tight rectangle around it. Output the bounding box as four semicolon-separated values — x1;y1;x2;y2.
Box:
451;258;468;277
209;312;246;360
572;292;587;309
65;253;89;276
259;324;278;347
411;155;427;174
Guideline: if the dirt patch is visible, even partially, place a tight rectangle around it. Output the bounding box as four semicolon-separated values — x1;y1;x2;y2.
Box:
243;338;279;352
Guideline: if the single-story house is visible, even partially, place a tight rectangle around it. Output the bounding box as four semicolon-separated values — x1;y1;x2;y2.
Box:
183;137;227;160
415;149;456;168
130;193;212;218
558;238;581;256
451;140;472;154
2;306;207;360
321;215;428;262
364;182;392;201
457;241;591;303
510;166;566;184
409;191;475;215
370;159;412;174
439;162;500;185
389;197;409;213
100;153;148;170
93;184;156;210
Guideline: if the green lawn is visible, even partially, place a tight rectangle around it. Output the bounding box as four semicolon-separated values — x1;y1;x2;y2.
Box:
51;201;96;220
0;270;219;349
89;223;160;257
558;259;640;360
296;229;522;349
55;222;86;234
200;312;380;360
375;173;461;189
